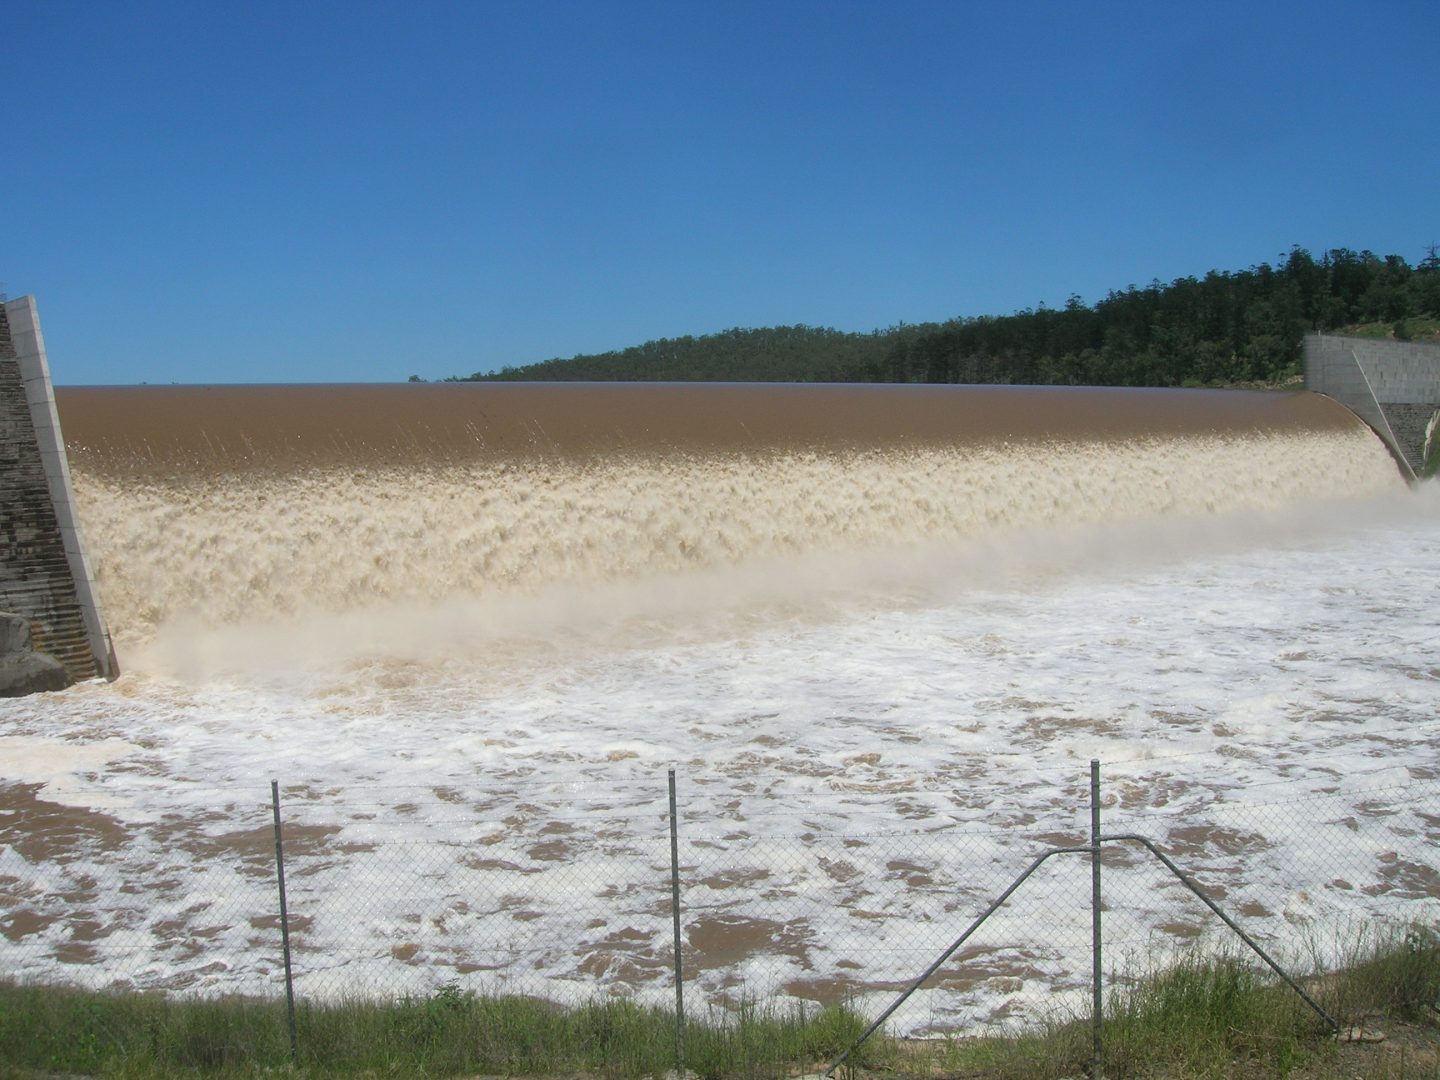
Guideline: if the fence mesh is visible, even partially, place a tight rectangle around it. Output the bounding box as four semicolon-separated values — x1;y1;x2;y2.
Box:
4;759;1440;1046
273;780;674;1003
0;786;277;996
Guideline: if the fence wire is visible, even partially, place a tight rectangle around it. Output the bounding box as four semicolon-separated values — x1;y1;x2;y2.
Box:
0;789;278;996
3;763;1439;1042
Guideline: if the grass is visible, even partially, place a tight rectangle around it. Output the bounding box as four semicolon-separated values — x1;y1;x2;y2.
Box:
1100;953;1316;1078
0;980;870;1079
1336;317;1440;344
1329;924;1440;1023
916;925;1440;1080
2;926;1438;1078
1421;437;1440;480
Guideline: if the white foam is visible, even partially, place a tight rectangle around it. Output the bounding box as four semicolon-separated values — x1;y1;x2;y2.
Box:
0;736;141;802
71;429;1400;650
0;436;1432;1031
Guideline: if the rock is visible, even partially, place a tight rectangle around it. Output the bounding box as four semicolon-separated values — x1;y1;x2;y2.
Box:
0;611;73;696
1335;1025;1386;1043
0;611;30;653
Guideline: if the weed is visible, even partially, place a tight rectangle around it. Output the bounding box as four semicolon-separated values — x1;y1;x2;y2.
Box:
4;929;1439;1079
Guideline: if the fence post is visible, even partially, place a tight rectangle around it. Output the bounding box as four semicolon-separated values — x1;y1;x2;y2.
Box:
1090;759;1103;1080
668;768;686;1078
270;780;298;1062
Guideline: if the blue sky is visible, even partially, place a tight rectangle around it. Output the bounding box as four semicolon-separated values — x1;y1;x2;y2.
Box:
5;1;1437;385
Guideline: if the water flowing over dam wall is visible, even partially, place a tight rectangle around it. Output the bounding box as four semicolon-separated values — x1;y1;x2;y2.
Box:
53;382;1403;651
1304;333;1440;477
0;298;115;681
11;379;1435;1028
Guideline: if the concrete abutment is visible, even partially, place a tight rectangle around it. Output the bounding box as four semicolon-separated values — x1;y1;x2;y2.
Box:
1303;333;1440;478
0;296;116;686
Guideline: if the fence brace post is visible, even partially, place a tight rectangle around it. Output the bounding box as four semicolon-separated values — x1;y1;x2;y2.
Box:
1091;758;1103;1080
270;779;299;1062
825;844;1095;1077
669;768;686;1078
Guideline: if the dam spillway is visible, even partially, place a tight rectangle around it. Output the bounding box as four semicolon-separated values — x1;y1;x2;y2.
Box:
7;378;1436;1028
56;381;1372;470
52;382;1402;650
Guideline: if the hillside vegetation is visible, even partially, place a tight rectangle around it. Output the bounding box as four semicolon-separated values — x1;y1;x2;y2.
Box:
450;246;1440;386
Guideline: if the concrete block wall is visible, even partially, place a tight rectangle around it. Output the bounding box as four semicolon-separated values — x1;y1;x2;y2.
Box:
1304;334;1440;475
0;297;115;681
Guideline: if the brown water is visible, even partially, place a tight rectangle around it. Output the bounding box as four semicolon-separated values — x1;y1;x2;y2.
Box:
54;383;1401;646
57;382;1360;474
7;382;1431;1026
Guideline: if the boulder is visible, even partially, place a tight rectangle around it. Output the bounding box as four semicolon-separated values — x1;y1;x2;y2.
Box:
0;611;73;696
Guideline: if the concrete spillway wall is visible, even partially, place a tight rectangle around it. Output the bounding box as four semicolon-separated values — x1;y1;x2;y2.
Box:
0;296;115;681
1303;333;1440;478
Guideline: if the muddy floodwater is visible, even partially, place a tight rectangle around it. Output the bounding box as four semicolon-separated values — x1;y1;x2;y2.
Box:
2;382;1435;1032
56;382;1360;475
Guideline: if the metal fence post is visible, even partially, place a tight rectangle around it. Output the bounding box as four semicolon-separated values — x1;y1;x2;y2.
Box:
669;768;686;1078
270;780;298;1061
1091;758;1103;1080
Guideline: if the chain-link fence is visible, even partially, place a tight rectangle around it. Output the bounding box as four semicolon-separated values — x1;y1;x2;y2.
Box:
4;757;1440;1052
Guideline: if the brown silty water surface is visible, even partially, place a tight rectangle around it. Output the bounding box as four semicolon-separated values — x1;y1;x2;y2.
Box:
57;382;1361;475
53;383;1399;646
1;383;1428;1024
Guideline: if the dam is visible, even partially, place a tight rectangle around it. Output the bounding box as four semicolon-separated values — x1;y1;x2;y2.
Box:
1304;332;1440;477
3;357;1437;1031
52;380;1401;649
0;298;114;685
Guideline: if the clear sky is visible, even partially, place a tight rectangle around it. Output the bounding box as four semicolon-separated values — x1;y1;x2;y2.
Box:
5;1;1437;385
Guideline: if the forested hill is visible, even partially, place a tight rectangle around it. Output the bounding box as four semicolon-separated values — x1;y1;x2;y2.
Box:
449;247;1440;387
455;325;893;383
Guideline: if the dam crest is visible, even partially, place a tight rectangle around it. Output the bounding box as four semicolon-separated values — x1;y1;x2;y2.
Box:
52;382;1402;651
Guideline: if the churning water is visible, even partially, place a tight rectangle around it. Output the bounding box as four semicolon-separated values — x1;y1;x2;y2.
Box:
2;383;1436;1031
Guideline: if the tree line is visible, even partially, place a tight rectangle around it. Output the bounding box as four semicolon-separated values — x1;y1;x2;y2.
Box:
449;247;1440;387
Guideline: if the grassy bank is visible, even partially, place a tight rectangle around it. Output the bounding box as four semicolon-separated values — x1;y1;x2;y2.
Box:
3;927;1439;1078
1337;317;1440;345
1;985;868;1080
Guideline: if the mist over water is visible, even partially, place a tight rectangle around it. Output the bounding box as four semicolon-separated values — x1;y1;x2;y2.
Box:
73;427;1398;682
54;383;1400;662
4;383;1434;1029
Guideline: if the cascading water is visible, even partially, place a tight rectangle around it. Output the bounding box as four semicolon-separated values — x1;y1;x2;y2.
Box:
3;381;1434;1032
55;383;1401;648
